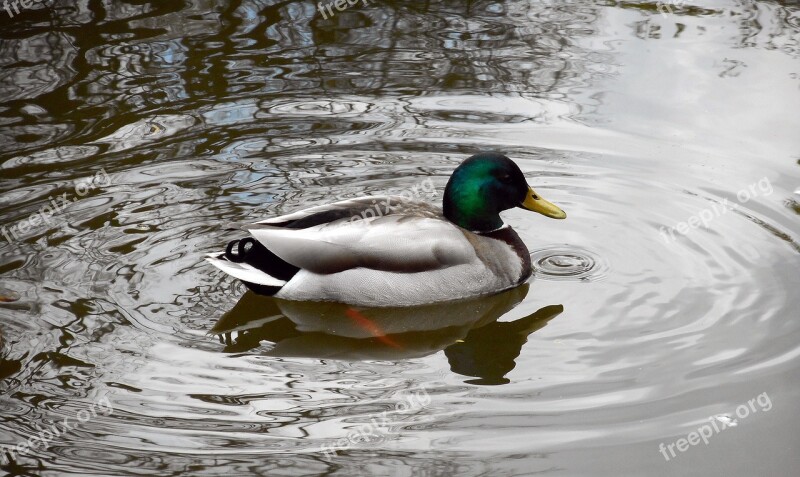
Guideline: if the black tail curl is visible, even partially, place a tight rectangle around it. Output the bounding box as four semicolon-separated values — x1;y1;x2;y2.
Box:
223;237;301;296
224;238;259;263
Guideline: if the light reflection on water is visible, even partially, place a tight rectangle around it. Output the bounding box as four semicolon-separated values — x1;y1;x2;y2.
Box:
1;0;799;475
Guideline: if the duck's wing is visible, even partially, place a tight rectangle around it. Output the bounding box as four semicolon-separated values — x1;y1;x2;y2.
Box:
245;197;475;274
253;196;441;229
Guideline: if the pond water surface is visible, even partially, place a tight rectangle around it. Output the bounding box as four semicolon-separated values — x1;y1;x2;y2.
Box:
1;0;799;476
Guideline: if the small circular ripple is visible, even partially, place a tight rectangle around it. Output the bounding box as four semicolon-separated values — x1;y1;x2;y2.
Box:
529;246;607;281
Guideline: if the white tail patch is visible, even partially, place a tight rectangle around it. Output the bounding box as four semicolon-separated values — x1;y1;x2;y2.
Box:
205;254;286;287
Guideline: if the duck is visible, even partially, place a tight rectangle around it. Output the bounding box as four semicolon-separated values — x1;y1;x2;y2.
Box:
206;152;567;307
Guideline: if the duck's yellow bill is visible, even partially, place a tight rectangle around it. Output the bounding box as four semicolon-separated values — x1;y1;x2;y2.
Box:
520;187;567;219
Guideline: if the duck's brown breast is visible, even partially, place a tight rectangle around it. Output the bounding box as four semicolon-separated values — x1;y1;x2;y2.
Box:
476;227;533;284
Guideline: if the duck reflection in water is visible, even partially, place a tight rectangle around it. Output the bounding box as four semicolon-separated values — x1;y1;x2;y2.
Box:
212;284;563;385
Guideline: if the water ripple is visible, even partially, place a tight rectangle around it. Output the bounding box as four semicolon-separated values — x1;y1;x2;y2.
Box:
530;246;607;281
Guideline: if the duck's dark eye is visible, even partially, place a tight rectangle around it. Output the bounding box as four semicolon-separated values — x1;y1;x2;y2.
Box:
498;174;512;183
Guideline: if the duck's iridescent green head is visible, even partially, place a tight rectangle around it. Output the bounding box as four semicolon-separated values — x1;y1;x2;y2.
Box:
443;153;567;232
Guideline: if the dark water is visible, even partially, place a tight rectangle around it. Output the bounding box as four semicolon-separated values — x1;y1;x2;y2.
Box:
1;0;799;475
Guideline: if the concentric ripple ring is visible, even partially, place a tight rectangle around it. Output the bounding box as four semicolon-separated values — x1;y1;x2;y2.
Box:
529;246;608;281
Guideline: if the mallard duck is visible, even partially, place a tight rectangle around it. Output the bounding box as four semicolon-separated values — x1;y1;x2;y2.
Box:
206;152;566;307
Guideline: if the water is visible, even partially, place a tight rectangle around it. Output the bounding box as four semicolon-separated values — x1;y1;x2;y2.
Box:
1;0;799;475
